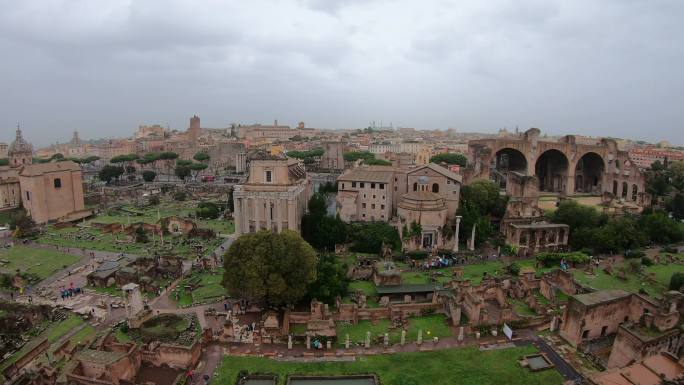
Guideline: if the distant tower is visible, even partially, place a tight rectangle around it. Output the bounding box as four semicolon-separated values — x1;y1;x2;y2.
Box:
188;115;201;148
8;125;33;167
71;130;81;145
297;121;305;129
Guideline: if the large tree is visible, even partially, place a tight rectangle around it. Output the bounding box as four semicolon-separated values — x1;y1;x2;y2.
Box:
306;254;350;304
99;165;124;183
222;230;317;306
301;193;347;251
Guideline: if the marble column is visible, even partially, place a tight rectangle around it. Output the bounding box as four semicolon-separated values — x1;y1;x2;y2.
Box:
276;199;283;233
234;197;242;236
287;199;297;230
266;198;272;231
452;216;461;253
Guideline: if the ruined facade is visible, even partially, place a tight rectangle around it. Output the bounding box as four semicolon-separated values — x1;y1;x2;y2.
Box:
466;128;651;205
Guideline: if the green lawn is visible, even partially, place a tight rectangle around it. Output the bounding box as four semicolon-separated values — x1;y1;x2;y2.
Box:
348;281;376;296
0;246;80;281
462;261;505;284
214;345;563;385
86;285;123;297
510;299;536;316
172;268;226;307
570;261;684;298
336;314;452;347
36;226;223;260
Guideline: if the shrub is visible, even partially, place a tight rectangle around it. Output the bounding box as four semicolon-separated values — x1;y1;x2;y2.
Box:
148;196;160;206
196;202;220;219
406;250;429;259
535;251;590;267
641;257;654;266
142;170;156;182
669;272;684;291
173;191;187;201
508;262;521;276
624;249;645;259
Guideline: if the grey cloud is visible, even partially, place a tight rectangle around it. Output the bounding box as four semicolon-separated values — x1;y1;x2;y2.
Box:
0;0;682;146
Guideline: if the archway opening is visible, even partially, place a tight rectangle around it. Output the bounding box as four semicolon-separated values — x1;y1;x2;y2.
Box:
492;148;528;188
574;152;604;194
535;149;569;193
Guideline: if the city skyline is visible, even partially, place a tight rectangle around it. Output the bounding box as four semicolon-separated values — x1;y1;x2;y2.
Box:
1;0;683;145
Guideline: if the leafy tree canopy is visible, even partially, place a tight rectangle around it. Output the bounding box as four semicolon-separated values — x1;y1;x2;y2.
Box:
306;254;350;305
363;158;391;166
430;152;467;166
343;151;374;162
99;165;124;183
193;152;210;162
222;230;318;306
142;170;156;182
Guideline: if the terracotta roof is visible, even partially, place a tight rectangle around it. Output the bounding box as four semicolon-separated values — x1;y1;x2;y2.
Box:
19;161;81;176
337;166;397;183
408;163;462;183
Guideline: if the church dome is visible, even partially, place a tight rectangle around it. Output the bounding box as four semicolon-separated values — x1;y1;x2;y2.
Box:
9;127;33;155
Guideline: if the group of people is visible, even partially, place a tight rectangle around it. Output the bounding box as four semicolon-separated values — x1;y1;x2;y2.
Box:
59;282;82;300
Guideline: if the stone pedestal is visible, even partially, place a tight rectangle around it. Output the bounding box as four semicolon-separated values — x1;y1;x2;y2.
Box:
383;333;389;347
326;340;332;349
433;337;439;345
458;326;464;341
492;330;498;337
365;331;371;348
400;330;406;346
417;329;423;345
345;334;350;349
306;335;311;349
288;335;293;350
475;332;480;339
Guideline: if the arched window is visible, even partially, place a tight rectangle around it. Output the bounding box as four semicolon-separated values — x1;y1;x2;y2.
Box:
612;180;618;195
432;183;439;193
413;182;417;191
621;182;628;199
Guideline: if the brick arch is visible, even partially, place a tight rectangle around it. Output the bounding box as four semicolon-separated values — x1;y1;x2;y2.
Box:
535;149;569;193
572;151;606;194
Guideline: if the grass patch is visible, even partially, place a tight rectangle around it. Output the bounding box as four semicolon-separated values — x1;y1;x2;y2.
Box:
0;246;80;281
172;268;226;307
336;314;452;346
214;345;563;385
510;299;536;316
348;281;376;296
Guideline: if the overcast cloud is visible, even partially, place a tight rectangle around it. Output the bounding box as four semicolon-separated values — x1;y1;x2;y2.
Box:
1;0;682;146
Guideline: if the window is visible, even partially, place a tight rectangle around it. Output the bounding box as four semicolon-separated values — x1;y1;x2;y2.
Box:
380;183;384;189
362;203;366;208
360;182;365;188
54;178;62;188
265;170;272;183
371;183;375;189
372;195;376;199
26;191;30;201
352;182;356;188
447;180;451;184
362;213;366;218
432;183;439;193
582;330;589;340
381;204;385;209
413;182;417;191
341;183;345;189
600;326;608;337
371;204;375;209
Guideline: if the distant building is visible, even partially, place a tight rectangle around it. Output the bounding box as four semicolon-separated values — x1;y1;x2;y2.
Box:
336;163;462;250
628;146;684;169
0;128;90;224
0;142;8;158
320;142;345;171
232;151;310;235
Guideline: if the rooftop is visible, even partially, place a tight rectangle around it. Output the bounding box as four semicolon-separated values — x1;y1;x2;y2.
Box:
19;161;81;176
572;289;631;307
338;166;397;183
76;349;127;365
376;284;440;295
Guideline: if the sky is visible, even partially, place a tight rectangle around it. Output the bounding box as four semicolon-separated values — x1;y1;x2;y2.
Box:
1;0;682;146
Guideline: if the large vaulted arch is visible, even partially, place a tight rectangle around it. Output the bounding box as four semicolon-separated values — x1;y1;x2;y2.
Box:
494;148;528;173
535;149;569;193
574;152;605;194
